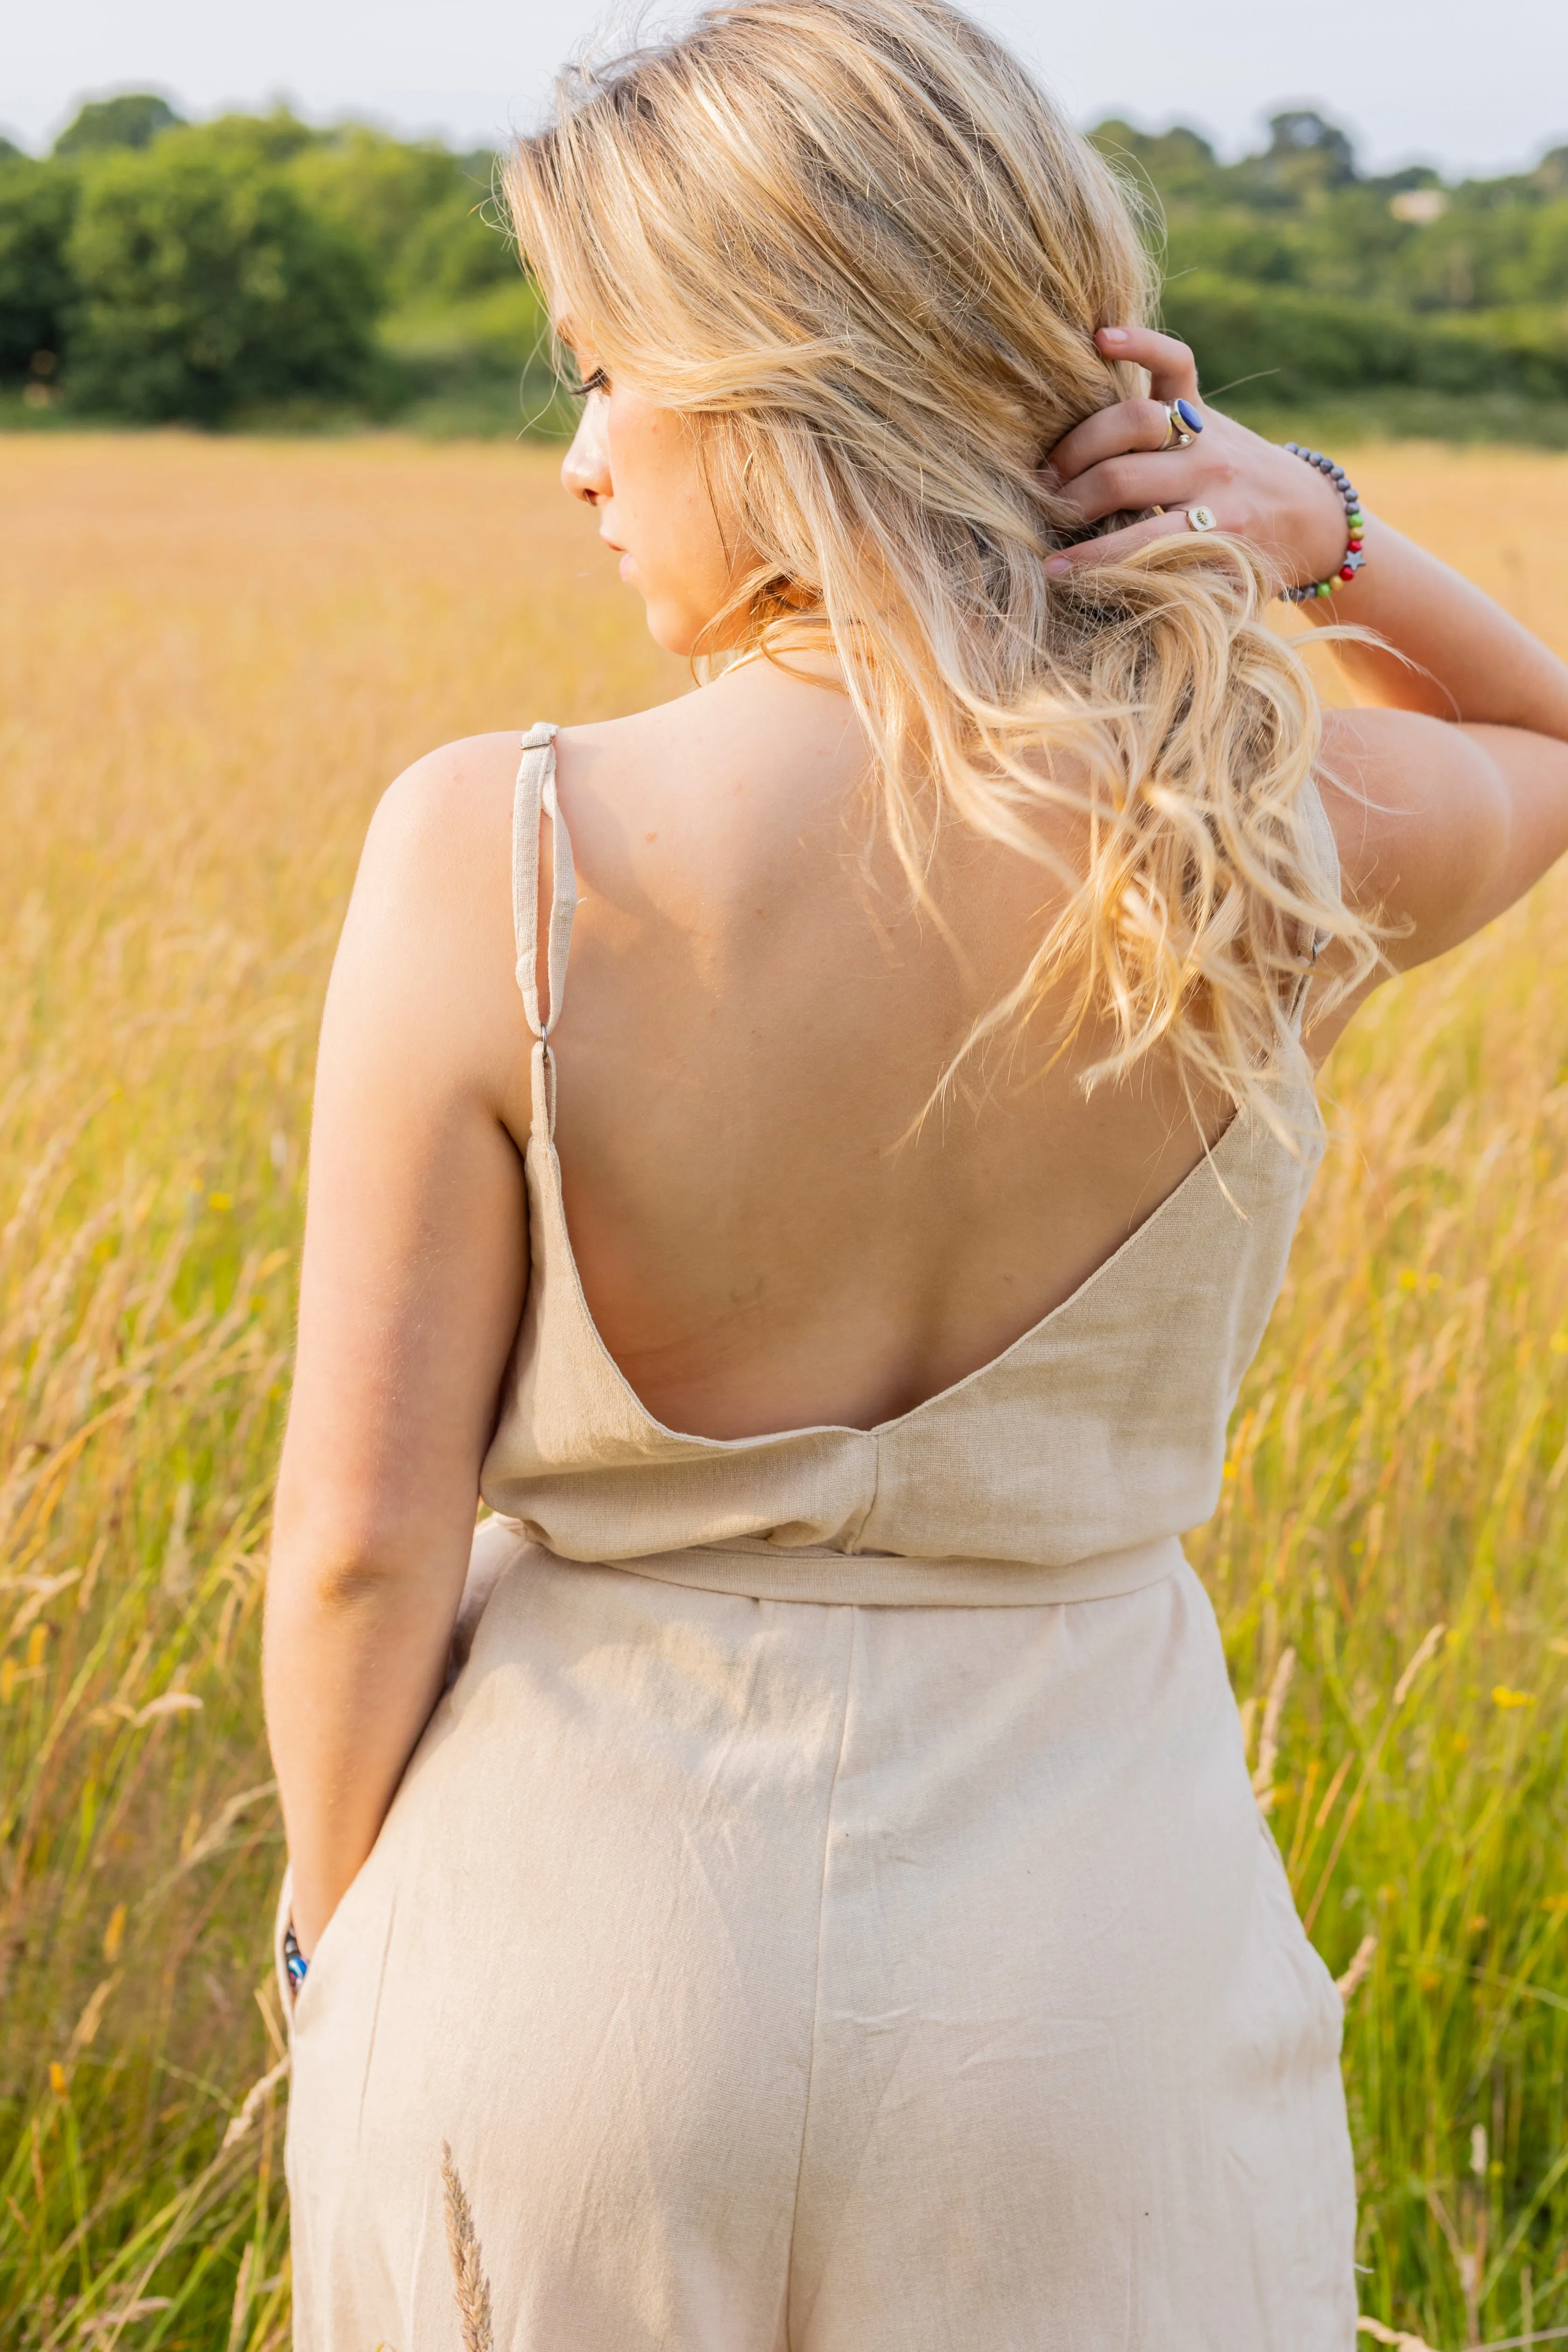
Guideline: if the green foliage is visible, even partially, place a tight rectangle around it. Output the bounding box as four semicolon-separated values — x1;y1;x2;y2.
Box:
289;127;515;306
0;99;543;426
272;119;546;430
1258;108;1359;198
1098;117;1568;308
380;279;571;438
1164;274;1568;408
0;162;77;379
11;87;1561;436
53;92;184;159
183;108;318;172
65;128;382;424
1093;111;1568;437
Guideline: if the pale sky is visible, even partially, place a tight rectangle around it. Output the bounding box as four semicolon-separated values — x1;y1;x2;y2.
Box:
5;0;1566;178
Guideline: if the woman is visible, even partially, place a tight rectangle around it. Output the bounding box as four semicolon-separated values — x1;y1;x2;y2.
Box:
264;1;1568;2343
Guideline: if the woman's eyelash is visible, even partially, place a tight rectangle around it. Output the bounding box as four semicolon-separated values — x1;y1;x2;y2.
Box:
573;367;610;398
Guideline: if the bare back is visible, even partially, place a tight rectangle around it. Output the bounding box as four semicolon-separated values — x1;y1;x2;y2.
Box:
512;661;1247;1439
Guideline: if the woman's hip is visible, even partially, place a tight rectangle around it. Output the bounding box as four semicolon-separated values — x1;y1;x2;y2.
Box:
283;1548;1352;2349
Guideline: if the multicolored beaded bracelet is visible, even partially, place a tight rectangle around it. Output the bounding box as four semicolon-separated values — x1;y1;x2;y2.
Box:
283;1919;308;1997
1279;444;1367;603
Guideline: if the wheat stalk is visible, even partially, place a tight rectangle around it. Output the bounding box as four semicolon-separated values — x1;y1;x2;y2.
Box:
222;2055;291;2149
441;2142;495;2352
1251;1645;1296;1813
1336;1933;1378;2009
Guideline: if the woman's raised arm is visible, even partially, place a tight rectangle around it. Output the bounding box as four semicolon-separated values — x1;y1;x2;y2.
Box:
1044;325;1568;992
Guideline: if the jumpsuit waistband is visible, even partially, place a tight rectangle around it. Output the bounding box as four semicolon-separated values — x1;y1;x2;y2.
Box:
578;1533;1186;1608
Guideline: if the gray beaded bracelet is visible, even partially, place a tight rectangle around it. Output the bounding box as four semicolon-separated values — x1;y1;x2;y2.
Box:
1280;445;1367;603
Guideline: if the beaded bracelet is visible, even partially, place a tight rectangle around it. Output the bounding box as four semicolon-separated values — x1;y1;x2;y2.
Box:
283;1918;308;1997
1279;444;1366;603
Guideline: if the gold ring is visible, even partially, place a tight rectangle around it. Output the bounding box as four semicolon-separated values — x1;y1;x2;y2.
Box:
1185;505;1218;532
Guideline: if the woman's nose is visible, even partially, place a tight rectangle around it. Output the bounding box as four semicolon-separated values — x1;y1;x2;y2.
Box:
561;403;611;507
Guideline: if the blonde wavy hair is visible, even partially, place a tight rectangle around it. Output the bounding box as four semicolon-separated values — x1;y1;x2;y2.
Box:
503;0;1378;1133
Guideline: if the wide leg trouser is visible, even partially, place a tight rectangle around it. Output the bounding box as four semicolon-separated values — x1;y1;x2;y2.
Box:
284;1540;1356;2352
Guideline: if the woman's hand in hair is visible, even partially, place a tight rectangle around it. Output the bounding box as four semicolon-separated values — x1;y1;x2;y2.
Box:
1040;325;1349;593
1043;323;1568;1035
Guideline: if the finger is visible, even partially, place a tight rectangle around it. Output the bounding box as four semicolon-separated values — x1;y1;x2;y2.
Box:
1044;512;1204;576
1056;448;1212;528
1046;397;1179;487
1095;326;1200;405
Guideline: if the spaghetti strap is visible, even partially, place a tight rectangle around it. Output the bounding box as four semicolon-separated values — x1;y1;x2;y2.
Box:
511;722;575;1137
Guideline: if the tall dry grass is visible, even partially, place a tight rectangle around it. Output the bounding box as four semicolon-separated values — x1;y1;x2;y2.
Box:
0;433;1566;2347
0;434;678;2349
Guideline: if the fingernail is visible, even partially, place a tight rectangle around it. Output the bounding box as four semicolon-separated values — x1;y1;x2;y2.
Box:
1098;326;1129;345
1045;556;1071;578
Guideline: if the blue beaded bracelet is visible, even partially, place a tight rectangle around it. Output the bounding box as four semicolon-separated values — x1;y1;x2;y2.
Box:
283;1919;308;1995
1280;444;1367;603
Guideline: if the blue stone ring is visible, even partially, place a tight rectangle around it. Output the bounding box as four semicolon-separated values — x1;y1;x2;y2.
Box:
1161;398;1204;449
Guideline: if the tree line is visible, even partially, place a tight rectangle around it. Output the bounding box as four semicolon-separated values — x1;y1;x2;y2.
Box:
3;91;1567;430
0;93;542;426
1097;110;1568;419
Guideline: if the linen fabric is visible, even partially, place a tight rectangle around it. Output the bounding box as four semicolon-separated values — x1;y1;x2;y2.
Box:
283;723;1358;2349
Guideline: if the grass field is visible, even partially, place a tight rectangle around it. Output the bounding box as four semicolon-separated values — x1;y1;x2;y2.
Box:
1;433;1567;2350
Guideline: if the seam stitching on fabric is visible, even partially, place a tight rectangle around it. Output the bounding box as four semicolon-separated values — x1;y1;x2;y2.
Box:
355;1887;397;2154
842;1432;881;1557
783;1607;858;2352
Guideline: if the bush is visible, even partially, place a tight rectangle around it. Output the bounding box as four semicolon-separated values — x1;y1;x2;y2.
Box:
0;160;78;380
381;279;572;436
66;129;382;423
1164;270;1568;408
289;128;514;307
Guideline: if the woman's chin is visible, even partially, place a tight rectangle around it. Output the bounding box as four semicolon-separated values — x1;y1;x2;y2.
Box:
638;583;745;661
643;600;703;658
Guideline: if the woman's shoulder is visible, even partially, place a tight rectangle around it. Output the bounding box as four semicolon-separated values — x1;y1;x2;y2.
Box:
555;665;872;904
366;729;525;873
1316;705;1528;969
353;686;723;952
329;732;537;1131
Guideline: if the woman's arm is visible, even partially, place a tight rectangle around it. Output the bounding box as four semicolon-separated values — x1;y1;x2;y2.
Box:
1296;518;1568;732
264;732;531;1956
1043;326;1568;986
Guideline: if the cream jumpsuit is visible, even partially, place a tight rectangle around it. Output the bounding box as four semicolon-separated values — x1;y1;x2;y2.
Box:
282;724;1358;2350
